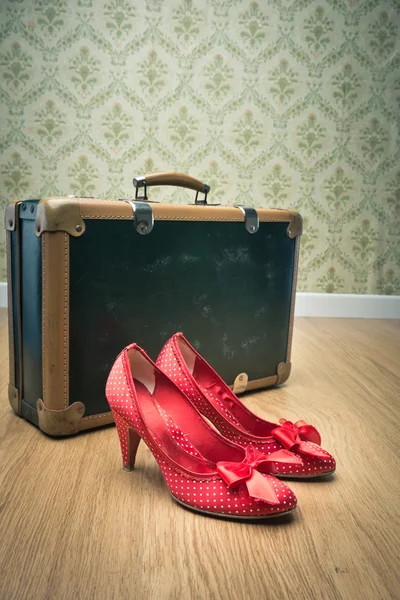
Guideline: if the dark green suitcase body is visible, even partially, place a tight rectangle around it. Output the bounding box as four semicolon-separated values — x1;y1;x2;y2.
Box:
5;173;302;436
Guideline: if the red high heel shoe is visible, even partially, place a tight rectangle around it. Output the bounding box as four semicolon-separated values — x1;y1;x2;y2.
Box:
156;333;336;479
106;343;299;518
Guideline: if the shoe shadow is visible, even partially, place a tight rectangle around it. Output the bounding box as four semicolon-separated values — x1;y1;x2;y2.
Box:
173;499;298;525
129;460;167;493
286;472;336;483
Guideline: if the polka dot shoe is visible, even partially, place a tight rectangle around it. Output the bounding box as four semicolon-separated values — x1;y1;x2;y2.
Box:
106;343;298;519
156;333;336;479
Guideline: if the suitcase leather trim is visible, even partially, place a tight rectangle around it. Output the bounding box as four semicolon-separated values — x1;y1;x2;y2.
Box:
42;232;70;411
6;201;23;415
6;231;15;388
40;231;114;435
286;235;301;362
34;198;302;240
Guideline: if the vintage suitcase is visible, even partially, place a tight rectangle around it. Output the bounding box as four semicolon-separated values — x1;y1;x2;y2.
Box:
5;172;302;436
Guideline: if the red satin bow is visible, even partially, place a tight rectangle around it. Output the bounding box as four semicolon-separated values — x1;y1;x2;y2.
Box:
272;419;325;458
216;445;303;505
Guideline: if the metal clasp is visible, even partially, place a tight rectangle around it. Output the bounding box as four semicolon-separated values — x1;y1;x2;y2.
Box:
236;206;259;234
122;199;154;235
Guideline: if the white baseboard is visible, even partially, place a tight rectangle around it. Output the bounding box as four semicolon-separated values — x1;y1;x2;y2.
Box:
0;282;398;318
0;282;7;308
294;292;400;318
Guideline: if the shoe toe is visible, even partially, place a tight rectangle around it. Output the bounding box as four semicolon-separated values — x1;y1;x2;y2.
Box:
298;442;336;476
165;468;296;518
251;474;297;516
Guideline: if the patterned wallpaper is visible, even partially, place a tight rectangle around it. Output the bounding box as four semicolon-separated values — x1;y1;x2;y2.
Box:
0;0;399;293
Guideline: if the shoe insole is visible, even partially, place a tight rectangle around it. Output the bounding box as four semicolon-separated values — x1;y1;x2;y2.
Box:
193;358;275;438
134;374;243;472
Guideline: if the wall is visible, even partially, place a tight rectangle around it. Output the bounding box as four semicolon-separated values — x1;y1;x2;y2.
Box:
0;0;399;293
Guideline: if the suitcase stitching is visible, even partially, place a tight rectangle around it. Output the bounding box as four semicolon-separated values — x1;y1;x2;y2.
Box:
42;233;69;410
248;377;276;385
81;412;111;421
286;236;300;361
79;214;290;223
63;233;68;409
42;234;46;404
6;231;15;387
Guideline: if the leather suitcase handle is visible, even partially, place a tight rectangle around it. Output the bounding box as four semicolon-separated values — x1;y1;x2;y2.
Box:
133;172;210;194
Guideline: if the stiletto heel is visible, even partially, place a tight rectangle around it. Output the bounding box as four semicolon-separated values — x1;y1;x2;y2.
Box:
106;343;298;518
113;410;141;471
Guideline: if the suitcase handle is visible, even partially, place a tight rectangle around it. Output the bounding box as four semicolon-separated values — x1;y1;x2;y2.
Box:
133;172;210;204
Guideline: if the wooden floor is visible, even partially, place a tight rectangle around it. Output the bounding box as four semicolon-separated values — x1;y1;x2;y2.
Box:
0;310;399;600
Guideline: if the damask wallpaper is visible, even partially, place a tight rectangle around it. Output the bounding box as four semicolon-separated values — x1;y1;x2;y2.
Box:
0;0;399;293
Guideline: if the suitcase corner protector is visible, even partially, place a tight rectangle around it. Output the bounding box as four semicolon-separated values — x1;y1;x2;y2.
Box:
34;198;85;237
36;398;85;436
4;201;20;231
232;372;249;394
287;212;303;238
8;384;21;415
276;361;291;385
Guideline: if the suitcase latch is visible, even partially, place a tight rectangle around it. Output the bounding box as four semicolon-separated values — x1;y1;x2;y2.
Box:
236;206;259;234
122;200;154;235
